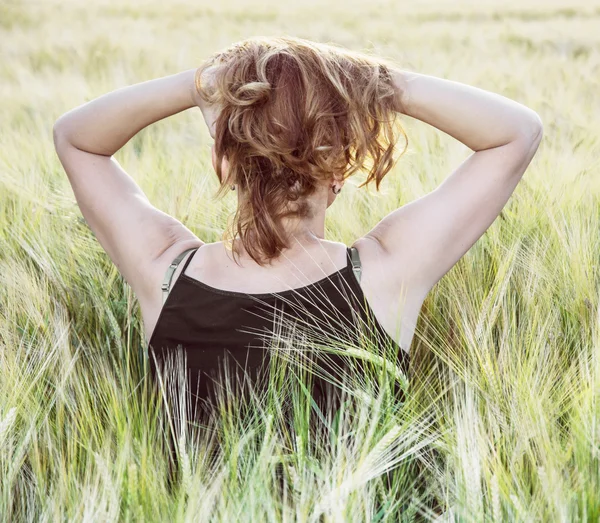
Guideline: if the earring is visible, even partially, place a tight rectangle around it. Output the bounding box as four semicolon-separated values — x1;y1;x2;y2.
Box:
332;185;342;195
231;184;235;191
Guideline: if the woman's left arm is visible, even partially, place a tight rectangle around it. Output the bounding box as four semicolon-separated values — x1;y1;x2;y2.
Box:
53;69;205;305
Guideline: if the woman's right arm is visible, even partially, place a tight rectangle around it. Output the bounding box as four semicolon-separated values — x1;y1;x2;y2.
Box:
363;69;543;295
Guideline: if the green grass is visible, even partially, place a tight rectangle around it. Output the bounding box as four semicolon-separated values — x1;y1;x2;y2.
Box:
1;0;600;520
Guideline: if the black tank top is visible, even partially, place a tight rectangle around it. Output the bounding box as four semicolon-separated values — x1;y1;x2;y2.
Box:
146;245;410;425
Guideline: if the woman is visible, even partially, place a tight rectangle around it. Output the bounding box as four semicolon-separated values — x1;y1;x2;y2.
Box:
53;35;543;425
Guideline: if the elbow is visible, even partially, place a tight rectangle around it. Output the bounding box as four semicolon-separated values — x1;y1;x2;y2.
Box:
520;111;544;144
52;118;71;149
509;114;543;152
53;119;64;143
529;112;544;142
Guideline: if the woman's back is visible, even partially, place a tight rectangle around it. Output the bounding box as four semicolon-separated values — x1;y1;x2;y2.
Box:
145;240;411;425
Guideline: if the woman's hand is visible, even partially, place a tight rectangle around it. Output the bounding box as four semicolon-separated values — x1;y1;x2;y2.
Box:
390;69;411;115
189;68;206;109
190;66;220;140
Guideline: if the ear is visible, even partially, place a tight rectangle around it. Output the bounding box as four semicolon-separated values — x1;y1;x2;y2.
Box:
211;144;231;184
210;144;223;184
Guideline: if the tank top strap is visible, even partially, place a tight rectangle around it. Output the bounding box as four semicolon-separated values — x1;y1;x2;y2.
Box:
180;246;200;272
349;245;362;284
161;246;200;304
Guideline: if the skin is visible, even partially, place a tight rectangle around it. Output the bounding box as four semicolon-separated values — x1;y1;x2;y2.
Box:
53;63;543;357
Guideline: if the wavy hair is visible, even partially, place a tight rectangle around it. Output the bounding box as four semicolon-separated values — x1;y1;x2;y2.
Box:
193;35;408;266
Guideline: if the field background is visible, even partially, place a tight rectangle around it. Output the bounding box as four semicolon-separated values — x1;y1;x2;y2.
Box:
1;0;599;520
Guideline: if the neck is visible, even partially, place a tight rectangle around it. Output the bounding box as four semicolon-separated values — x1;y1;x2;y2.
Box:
235;185;330;250
282;214;326;242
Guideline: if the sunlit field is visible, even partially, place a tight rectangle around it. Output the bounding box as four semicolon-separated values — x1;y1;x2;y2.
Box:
1;0;600;520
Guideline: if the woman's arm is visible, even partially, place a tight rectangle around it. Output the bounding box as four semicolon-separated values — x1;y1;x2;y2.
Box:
54;69;199;155
392;69;543;150
53;69;205;306
362;69;543;296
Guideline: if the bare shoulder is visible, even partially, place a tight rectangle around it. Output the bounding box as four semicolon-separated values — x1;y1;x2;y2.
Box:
139;237;205;341
350;234;426;355
351;234;419;297
148;237;205;294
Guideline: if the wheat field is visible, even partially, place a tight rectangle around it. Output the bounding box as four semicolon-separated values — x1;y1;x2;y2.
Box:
1;0;599;520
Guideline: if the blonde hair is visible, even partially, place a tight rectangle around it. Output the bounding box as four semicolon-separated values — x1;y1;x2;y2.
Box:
194;35;408;266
